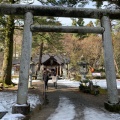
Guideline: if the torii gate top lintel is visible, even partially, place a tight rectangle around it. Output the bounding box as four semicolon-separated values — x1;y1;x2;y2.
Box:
0;4;120;19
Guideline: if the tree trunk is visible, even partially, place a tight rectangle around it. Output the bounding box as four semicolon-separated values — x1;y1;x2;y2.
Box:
37;41;43;71
114;59;119;74
2;15;14;86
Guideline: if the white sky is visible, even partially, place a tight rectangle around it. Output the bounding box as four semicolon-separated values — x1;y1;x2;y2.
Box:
1;78;120;120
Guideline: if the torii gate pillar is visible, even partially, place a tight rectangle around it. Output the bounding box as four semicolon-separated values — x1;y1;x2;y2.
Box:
12;11;33;115
101;16;120;112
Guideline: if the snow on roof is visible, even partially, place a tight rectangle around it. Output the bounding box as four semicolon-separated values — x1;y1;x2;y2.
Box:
33;54;69;65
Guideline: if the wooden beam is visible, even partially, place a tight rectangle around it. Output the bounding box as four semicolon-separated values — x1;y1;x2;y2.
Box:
0;4;120;19
31;25;104;34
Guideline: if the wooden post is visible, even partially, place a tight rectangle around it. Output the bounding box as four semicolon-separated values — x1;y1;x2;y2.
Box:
56;66;59;76
60;65;62;76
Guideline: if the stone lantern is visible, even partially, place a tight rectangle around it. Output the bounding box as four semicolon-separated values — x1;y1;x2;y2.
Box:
78;57;89;81
29;61;35;87
63;57;69;79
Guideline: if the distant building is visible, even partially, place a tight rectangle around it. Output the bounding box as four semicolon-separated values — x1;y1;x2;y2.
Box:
12;54;70;77
33;54;70;77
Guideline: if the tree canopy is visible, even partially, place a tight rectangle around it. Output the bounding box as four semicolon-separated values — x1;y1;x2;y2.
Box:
38;0;120;8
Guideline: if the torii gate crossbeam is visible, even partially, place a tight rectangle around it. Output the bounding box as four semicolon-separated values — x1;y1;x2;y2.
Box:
31;25;104;33
0;4;120;19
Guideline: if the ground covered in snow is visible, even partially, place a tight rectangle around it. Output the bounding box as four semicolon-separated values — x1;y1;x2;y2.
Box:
47;96;120;120
1;79;120;120
0;91;40;120
30;79;120;120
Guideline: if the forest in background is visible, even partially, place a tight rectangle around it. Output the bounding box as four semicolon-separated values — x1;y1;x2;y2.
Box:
0;0;120;86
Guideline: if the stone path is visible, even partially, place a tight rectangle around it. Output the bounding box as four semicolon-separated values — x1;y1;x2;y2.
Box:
27;82;108;120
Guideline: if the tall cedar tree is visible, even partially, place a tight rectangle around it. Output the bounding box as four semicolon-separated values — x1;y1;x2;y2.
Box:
1;0;16;87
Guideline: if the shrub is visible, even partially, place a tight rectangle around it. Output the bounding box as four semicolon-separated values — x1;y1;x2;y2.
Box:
74;74;81;81
79;82;100;96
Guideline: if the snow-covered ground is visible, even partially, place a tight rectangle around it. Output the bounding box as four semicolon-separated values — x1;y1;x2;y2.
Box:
47;96;120;120
56;79;120;89
48;79;120;120
1;78;120;120
1;79;41;120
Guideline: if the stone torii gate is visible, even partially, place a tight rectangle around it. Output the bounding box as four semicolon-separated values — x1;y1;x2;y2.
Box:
0;4;120;114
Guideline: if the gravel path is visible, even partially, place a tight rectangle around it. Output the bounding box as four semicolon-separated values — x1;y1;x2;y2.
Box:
28;82;109;120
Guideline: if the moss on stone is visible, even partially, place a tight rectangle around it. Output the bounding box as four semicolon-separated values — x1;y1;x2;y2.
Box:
104;102;120;113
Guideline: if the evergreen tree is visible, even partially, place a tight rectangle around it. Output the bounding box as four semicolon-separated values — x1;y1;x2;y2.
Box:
39;0;87;7
71;18;87;39
92;0;120;8
32;16;63;71
1;0;19;87
39;0;120;8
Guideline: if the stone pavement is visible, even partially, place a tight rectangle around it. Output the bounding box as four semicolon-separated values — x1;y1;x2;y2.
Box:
25;81;109;120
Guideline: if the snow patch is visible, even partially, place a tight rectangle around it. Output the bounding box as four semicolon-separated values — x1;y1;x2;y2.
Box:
0;92;40;120
47;97;75;120
84;107;120;120
1;113;25;120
